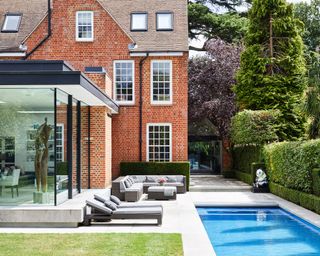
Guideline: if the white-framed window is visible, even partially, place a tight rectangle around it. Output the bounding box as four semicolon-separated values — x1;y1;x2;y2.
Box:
76;11;94;41
113;60;135;104
147;123;172;162
156;12;173;31
131;13;148;31
2;13;22;32
151;60;172;104
56;124;64;162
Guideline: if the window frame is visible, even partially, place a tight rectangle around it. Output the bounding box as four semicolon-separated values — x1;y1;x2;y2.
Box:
146;123;172;162
113;60;135;105
156;12;173;31
150;60;173;105
76;11;94;42
130;12;148;32
1;13;22;33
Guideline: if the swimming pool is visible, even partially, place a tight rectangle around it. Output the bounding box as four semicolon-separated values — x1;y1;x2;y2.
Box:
197;207;320;256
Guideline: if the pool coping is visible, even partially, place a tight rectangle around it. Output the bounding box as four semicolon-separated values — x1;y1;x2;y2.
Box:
194;195;320;230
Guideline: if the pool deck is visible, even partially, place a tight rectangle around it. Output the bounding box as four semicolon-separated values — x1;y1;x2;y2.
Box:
1;190;320;256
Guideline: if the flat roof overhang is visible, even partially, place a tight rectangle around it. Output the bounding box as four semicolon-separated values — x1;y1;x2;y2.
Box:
0;60;119;114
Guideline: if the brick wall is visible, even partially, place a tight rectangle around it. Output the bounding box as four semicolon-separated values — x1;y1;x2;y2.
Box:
22;0;188;186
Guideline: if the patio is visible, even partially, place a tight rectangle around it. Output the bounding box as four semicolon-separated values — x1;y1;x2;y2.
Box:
1;187;320;256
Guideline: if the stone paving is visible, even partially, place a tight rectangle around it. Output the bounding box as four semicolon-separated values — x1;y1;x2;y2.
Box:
190;175;251;192
1;177;320;256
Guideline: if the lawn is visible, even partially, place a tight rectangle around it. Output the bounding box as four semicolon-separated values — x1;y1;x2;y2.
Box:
0;233;183;256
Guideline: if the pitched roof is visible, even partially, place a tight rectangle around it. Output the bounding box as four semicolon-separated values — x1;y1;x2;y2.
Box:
0;0;48;52
98;0;189;52
0;0;188;53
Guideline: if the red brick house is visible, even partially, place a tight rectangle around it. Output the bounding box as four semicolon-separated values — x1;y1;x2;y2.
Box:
0;0;188;205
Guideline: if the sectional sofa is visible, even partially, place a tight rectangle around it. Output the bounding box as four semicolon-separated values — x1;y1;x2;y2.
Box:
111;175;186;201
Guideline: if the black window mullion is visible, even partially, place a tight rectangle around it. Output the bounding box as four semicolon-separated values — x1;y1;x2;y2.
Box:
67;95;73;199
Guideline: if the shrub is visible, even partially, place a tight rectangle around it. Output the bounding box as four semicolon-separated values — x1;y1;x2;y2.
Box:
264;139;320;193
234;171;252;185
222;171;235;179
312;168;320;196
120;162;190;190
300;193;316;211
57;162;68;175
233;145;262;173
231;110;279;145
269;182;320;214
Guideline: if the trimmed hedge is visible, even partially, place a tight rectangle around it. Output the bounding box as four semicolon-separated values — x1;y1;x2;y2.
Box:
270;182;320;214
231;110;279;145
264;139;320;193
120;162;190;190
312;168;320;196
233;145;262;174
222;171;235;179
57;162;68;175
234;171;252;185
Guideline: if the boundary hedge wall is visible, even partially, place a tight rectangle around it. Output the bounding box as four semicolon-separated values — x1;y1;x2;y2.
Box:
232;145;262;174
270;182;320;214
264;140;320;193
120;162;190;190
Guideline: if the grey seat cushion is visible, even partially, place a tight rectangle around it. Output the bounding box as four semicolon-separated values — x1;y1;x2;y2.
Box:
105;201;118;211
114;206;162;215
110;195;121;205
86;200;113;215
94;194;107;203
126;183;143;191
143;182;159;186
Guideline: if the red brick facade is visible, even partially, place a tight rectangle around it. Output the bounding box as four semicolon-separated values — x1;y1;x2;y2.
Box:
9;0;188;188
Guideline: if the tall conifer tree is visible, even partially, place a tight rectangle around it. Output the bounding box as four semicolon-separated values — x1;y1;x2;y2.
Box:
234;0;307;140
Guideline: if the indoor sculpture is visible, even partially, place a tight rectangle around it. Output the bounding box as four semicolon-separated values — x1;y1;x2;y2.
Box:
253;168;268;188
34;118;52;193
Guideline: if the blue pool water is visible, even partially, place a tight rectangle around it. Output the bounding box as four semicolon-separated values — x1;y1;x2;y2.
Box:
197;207;320;256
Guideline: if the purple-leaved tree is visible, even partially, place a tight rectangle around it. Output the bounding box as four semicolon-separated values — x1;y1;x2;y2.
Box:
189;38;242;141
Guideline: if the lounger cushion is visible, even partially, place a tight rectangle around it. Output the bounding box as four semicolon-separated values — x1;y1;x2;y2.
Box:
94;194;107;203
86;200;113;215
114;206;162;215
105;201;118;210
110;195;121;205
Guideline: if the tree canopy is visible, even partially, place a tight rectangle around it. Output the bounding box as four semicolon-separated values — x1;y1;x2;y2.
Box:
189;39;242;140
234;0;307;141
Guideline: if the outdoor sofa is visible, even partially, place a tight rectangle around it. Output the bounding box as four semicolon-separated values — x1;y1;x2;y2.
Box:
111;175;186;201
83;196;163;225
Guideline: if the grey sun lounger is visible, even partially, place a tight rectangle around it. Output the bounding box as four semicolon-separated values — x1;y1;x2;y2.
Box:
94;194;162;208
84;199;163;226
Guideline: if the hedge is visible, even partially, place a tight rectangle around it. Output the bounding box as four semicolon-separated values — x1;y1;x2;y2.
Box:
120;162;190;190
234;171;252;185
57;162;68;175
312;168;320;196
269;182;320;214
231;110;279;145
233;145;262;174
264;139;320;193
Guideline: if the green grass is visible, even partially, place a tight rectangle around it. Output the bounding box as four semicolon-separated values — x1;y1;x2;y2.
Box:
0;233;183;256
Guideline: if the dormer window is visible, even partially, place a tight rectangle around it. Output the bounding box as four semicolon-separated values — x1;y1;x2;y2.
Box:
131;13;148;31
76;11;94;41
156;12;173;31
2;13;22;33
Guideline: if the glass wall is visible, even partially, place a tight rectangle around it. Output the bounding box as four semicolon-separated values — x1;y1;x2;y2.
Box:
0;88;90;206
0;89;55;205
